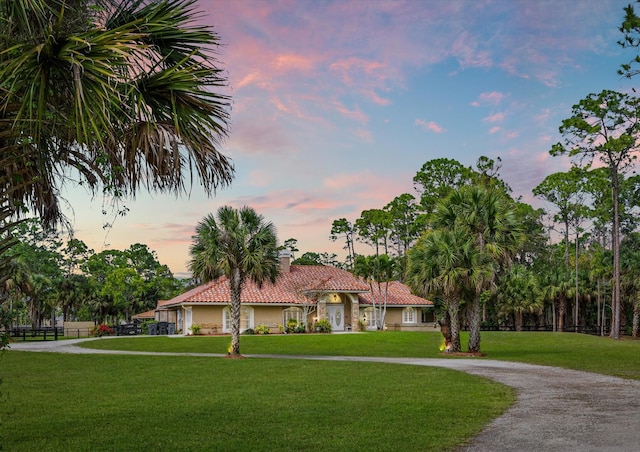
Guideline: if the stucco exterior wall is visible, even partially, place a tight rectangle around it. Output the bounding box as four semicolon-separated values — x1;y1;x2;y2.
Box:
252;305;284;332
176;303;436;334
192;305;225;334
384;308;404;325
384;307;438;331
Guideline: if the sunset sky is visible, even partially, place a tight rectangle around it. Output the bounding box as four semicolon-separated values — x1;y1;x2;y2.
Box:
61;0;637;277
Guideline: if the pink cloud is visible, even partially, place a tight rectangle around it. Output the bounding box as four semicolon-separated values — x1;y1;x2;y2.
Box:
483;112;505;123
363;89;392;106
535;109;552;123
415;118;445;133
329;57;388;86
535;151;551;163
488;126;501;134
503;130;519;140
273;53;317;73
478;91;505;105
333;100;368;123
353;128;374;143
450;32;493;69
323;171;376;190
236;71;269;90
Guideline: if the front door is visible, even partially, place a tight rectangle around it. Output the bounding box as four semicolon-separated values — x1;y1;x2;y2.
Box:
327;305;344;332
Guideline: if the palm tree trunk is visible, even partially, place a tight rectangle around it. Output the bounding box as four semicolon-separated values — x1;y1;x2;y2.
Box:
558;298;565;332
633;291;639;339
230;269;242;356
467;296;481;353
597;279;601;335
448;301;461;353
516;311;523;331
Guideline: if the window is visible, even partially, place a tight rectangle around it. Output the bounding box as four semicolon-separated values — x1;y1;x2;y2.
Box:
361;307;380;329
421;308;434;324
403;307;416;324
223;306;254;332
283;307;304;325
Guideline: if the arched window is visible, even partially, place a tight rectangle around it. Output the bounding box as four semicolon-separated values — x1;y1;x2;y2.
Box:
283;307;304;325
403;307;416;324
223;306;254;333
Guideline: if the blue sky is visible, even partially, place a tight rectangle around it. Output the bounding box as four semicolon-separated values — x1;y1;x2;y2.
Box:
61;0;637;277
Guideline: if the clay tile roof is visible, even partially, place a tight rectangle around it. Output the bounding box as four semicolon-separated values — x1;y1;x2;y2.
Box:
131;309;156;319
162;265;371;307
358;281;433;306
160;265;432;308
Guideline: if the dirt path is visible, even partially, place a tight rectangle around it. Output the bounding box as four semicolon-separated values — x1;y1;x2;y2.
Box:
8;339;640;451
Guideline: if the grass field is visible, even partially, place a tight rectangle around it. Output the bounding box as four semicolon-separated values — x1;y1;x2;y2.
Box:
4;330;639;451
80;330;640;380
0;350;513;451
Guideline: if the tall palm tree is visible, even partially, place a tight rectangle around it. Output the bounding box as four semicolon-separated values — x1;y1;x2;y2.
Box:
407;227;491;353
432;186;522;353
1;0;234;229
189;206;279;356
536;262;572;332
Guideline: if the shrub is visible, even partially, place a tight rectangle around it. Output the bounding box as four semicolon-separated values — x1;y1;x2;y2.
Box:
254;324;270;335
140;320;157;335
294;323;306;333
313;318;332;333
242;328;255;335
285;318;298;333
91;324;114;337
189;324;201;335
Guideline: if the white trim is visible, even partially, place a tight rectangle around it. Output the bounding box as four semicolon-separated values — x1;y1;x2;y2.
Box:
222;306;254;333
184;307;192;334
283;307;304;326
361;307;381;330
402;307;417;324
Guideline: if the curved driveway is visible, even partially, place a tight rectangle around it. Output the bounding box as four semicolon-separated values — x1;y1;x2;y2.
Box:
8;339;640;451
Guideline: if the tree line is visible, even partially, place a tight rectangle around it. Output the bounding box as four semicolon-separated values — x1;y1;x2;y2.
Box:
271;3;640;352
4;1;640;357
2;219;185;328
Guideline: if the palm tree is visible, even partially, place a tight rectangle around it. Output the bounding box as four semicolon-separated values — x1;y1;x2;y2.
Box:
1;0;234;229
432;186;522;353
496;265;541;331
189;206;279;356
407;227;491;353
536;262;572;332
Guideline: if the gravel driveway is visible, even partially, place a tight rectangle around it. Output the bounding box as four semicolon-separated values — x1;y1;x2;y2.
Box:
8;339;640;451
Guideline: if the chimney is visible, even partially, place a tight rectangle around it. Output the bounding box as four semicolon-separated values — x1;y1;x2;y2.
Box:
279;250;291;273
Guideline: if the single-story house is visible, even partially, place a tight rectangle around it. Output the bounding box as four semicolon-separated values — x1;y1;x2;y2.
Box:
155;253;435;334
131;309;156;321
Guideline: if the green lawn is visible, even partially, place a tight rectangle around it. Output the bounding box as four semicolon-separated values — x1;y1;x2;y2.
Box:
0;351;513;451
5;330;638;451
80;331;640;380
